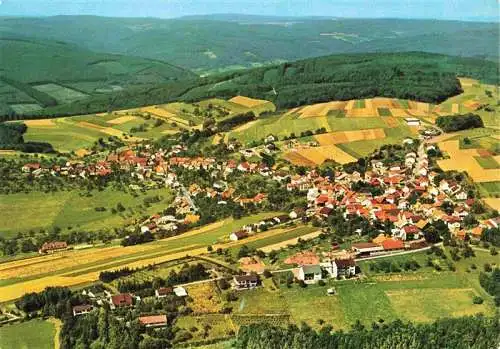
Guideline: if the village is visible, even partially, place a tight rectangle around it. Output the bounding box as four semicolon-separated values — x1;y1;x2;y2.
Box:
16;129;499;340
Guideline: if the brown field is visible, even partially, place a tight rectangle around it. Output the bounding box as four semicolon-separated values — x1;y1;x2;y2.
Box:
437;140;499;182
285;145;356;166
24;119;55;127
315;128;386;145
282;151;317;166
107;115;138;125
229;96;270;108
345;108;378;117
372;98;395;109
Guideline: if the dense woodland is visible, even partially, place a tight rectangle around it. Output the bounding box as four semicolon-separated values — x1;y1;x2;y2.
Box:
234;316;500;349
436;113;485;133
0;122;54;152
2;52;498;120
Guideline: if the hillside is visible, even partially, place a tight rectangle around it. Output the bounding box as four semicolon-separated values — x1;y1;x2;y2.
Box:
0;35;196;115
11;51;495;118
0;16;497;72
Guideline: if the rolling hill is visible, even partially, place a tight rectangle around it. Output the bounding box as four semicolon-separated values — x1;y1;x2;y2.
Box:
0;16;497;73
12;51;495;119
0;35;196;115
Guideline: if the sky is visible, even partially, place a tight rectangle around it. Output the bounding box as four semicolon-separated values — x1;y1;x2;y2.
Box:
0;0;498;22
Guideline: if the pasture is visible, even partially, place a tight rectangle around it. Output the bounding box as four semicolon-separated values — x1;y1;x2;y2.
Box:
0;319;55;349
33;83;88;104
175;314;235;343
0;187;174;237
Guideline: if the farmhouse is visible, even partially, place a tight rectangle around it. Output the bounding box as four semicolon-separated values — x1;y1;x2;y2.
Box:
111;293;133;308
155;287;173;298
72;304;94;316
321;258;356;278
351;242;384;256
139;315;168;328
297;265;323;284
405;117;421;126
230;230;249;241
39;241;68;254
233;274;260;290
173;286;188;297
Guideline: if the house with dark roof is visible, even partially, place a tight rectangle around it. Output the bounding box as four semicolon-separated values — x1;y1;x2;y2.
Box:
155;287;173;298
230;230;249;241
39;241;68;254
233;274;260;290
72;304;94;316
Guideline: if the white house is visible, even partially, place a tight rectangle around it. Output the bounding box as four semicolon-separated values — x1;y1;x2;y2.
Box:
405;118;421;126
297;265;323;284
173;286;187;297
320;259;356;278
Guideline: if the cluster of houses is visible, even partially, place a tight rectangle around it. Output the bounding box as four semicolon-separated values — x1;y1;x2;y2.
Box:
229;214;294;241
285;143;490;245
71;285;189;329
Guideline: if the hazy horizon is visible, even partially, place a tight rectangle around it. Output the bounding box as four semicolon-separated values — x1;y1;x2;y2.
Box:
0;0;498;22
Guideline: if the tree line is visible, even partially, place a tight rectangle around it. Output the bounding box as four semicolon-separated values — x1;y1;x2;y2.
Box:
234;315;500;349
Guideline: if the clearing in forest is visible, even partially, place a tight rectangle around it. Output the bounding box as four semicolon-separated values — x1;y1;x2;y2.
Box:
229;95;270;108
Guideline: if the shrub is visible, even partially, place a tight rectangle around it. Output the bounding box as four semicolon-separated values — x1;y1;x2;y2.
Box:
473;296;484;304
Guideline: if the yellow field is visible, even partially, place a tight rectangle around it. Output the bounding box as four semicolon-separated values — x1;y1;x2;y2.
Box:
228;96;270;108
24;119;55;127
483;198;500;211
139;106;191;127
0;222;302;302
77;121;126;138
315;128;386;145
437;140;499;182
287;144;356;166
186;282;223;313
107;115;138;125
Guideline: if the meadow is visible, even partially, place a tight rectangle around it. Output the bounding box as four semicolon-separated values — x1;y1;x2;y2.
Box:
0;319;56;349
0;187;174;237
226;247;497;331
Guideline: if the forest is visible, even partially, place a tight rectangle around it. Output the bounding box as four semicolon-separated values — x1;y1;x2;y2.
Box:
234;316;500;349
0;122;54;152
436;113;484;133
3;52;498;120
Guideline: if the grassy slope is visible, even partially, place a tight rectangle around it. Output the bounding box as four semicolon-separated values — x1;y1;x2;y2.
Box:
0;187;174;237
0;319;55;349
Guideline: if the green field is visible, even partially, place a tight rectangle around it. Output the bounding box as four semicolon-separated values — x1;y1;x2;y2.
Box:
476;182;500;197
0;319;55;349
377;107;392;116
175;315;235;342
33;83;88;104
9;104;43;114
475;156;500;169
0;187;174;237
228;248;497;330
